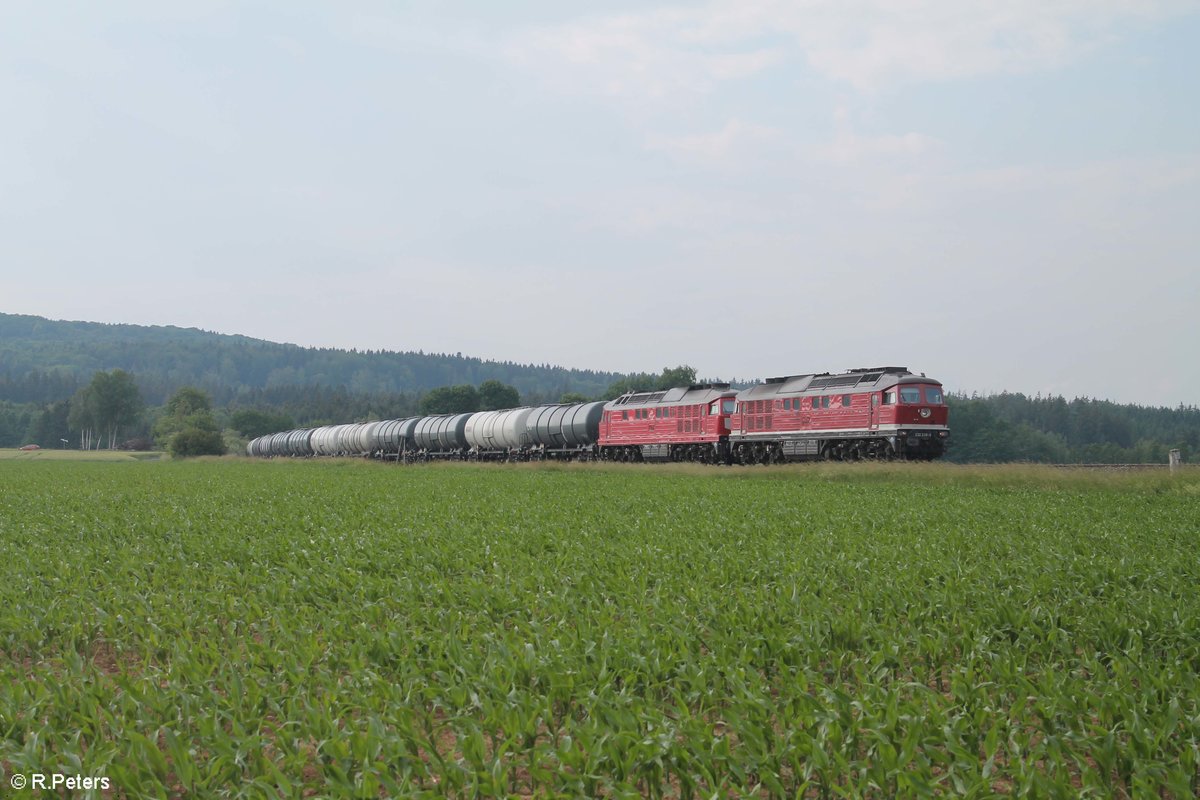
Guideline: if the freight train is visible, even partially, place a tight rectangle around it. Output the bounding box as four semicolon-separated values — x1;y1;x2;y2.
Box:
247;366;948;463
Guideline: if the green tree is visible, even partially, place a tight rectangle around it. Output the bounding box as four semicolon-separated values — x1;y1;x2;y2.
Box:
420;384;480;415
656;365;697;390
165;387;212;417
230;409;294;439
478;380;520;411
27;400;72;448
156;387;226;456
168;428;227;458
67;370;144;449
604;365;698;399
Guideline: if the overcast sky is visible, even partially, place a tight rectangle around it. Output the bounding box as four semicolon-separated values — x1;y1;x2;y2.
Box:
3;1;1198;405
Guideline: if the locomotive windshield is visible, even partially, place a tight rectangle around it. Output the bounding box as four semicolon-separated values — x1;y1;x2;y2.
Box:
897;385;943;404
722;399;735;414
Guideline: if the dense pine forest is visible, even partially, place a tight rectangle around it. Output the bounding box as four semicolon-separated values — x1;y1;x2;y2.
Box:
0;313;624;404
0;313;1195;462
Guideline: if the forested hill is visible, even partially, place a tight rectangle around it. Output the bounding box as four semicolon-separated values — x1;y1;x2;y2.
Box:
0;313;625;405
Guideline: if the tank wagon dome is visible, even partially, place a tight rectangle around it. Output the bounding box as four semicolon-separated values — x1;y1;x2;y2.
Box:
371;418;418;453
265;431;288;457
466;407;535;451
464;410;498;451
562;401;605;446
414;414;471;451
525;404;569;447
520;401;605;448
344;421;378;455
290;428;315;457
310;425;345;456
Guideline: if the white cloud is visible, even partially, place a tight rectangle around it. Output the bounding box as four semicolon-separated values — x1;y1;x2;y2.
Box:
505;0;1192;95
502;8;783;98
646;118;782;161
824;106;941;163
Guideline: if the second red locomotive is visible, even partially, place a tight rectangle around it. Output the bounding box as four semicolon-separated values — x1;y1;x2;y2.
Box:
600;366;947;463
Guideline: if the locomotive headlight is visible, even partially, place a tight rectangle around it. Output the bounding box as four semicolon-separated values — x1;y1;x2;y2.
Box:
919;408;931;419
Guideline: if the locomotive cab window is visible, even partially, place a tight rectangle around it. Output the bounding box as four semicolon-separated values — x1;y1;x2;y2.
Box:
899;387;921;403
925;387;944;404
883;391;895;405
722;399;735;414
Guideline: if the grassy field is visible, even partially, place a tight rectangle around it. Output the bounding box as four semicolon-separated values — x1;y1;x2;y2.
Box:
0;447;164;462
1;460;1197;798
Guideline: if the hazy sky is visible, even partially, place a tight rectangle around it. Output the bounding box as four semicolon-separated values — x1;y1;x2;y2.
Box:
4;1;1198;405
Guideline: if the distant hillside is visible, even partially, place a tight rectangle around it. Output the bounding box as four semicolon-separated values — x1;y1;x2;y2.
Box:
0;313;626;405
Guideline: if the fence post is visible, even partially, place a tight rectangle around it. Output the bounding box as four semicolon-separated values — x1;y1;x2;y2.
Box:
1169;449;1181;473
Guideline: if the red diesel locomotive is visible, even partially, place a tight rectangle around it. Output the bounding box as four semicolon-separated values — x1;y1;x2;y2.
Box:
600;366;947;463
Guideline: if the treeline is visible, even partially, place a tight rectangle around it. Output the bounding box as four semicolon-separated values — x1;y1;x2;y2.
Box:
0;366;701;451
945;393;1198;464
0;313;627;403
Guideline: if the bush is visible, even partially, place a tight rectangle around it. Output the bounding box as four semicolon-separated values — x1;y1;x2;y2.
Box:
169;428;227;458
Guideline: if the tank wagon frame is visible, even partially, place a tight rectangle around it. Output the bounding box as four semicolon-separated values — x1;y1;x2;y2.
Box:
247;368;949;464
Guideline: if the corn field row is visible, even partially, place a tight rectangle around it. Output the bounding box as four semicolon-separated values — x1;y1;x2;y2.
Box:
1;461;1197;797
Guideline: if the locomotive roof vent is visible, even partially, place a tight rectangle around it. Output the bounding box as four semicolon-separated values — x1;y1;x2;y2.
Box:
765;373;819;384
846;366;910;375
615;390;667;405
810;373;870;389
